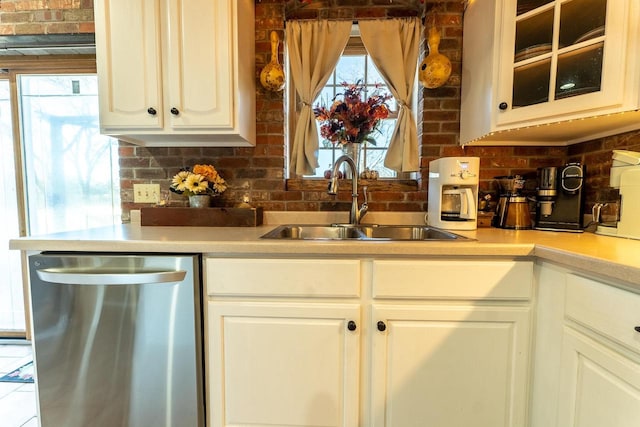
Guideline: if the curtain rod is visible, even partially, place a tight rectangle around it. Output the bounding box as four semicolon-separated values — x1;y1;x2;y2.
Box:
284;16;421;26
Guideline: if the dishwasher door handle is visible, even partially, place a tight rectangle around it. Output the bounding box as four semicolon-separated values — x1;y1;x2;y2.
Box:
35;269;187;285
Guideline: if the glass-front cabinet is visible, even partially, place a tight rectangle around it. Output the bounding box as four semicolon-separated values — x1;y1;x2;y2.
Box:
460;0;640;145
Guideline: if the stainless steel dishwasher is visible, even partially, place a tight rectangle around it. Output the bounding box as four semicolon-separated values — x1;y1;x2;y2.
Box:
28;253;204;427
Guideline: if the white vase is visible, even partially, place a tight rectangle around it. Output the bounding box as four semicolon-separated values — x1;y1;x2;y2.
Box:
188;195;211;208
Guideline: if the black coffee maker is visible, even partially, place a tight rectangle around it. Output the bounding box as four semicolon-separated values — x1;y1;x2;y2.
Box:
535;163;585;231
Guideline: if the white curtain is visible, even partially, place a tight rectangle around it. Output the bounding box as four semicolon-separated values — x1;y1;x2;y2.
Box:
286;20;351;176
359;18;422;172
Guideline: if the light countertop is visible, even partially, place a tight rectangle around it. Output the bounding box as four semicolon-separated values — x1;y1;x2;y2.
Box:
9;211;640;289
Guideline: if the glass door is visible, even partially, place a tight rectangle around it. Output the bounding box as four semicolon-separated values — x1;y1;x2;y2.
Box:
0;73;121;335
0;79;25;334
512;0;607;107
19;75;121;235
497;0;624;126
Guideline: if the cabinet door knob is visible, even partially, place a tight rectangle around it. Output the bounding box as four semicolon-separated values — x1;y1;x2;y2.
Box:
147;107;157;116
170;107;180;116
377;321;386;332
347;320;357;331
635;326;640;333
498;102;508;110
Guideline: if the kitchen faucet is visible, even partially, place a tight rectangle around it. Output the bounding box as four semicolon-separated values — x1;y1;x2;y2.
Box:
327;155;368;225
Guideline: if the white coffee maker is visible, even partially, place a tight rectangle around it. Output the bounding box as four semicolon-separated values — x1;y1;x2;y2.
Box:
596;150;640;240
427;157;480;230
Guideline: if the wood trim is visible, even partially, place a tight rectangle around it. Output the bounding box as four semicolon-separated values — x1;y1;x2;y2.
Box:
286;178;420;192
0;55;96;72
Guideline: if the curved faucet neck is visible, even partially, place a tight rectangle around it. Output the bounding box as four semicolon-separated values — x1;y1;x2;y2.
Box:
328;155;368;224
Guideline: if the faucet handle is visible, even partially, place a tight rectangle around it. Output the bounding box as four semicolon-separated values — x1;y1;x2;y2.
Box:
361;186;369;206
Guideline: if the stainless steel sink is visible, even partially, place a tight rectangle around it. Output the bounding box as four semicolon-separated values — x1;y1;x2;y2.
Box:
260;224;473;241
260;225;367;240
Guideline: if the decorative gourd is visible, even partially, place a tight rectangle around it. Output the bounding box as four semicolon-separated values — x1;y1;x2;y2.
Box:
418;26;451;89
260;31;285;92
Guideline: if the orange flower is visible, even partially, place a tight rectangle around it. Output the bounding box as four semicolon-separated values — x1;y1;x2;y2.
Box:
193;164;219;181
313;81;392;146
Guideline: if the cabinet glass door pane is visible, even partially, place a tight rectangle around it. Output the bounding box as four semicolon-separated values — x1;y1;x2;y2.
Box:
559;0;607;49
515;7;554;60
517;0;553;16
513;59;551;107
555;43;604;99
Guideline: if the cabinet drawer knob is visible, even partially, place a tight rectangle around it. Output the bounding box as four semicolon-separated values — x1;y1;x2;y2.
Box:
147;107;157;116
377;321;386;332
635;326;640;333
498;102;508;110
347;320;357;331
170;107;180;116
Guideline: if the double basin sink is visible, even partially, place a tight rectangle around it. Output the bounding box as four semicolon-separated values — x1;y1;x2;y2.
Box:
261;224;473;241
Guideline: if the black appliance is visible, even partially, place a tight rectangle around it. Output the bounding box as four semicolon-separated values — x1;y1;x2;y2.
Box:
535;163;585;231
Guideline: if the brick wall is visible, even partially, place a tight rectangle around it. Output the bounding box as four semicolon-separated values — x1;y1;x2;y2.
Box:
123;0;580;219
4;0;640;220
0;0;94;35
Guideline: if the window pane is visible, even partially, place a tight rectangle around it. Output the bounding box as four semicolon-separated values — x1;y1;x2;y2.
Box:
336;55;365;83
0;79;24;331
309;50;397;178
19;75;121;234
366;56;384;84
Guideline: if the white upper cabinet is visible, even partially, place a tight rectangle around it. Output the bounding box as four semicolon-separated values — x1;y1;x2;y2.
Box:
94;0;255;147
461;0;640;146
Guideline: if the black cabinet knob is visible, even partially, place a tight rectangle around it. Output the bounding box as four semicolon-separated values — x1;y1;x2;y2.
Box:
635;326;640;333
147;107;157;115
170;107;180;116
347;320;357;331
498;102;508;110
377;321;386;332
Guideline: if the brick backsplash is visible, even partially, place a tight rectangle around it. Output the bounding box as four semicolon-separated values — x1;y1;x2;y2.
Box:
3;0;639;220
0;0;94;35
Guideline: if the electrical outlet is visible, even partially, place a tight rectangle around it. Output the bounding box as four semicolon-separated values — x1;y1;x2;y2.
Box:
133;184;160;203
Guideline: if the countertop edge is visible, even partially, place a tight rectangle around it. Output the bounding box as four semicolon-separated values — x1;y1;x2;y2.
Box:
534;245;640;287
8;224;640;288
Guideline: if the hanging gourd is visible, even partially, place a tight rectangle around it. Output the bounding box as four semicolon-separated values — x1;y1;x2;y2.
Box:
260;31;285;92
418;12;452;89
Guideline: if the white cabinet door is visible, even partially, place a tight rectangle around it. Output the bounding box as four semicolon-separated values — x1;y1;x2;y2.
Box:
94;0;163;130
208;301;360;427
557;327;640;427
461;0;640;145
165;0;232;130
370;304;531;427
94;0;255;146
495;0;629;127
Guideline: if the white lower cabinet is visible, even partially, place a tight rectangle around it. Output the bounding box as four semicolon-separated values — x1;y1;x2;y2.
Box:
208;301;360;427
557;328;640;427
369;260;533;427
204;257;534;427
370;305;531;427
205;258;361;427
557;273;640;427
532;262;640;427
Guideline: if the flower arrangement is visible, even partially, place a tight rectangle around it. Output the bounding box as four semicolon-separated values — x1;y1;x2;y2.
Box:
170;164;227;197
313;81;392;146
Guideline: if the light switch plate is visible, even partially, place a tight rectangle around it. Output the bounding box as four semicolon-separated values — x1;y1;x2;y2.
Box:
133;184;160;203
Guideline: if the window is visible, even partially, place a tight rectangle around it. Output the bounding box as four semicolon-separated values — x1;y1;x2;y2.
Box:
312;38;398;178
291;33;405;179
0;77;23;333
19;74;121;234
0;62;120;335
